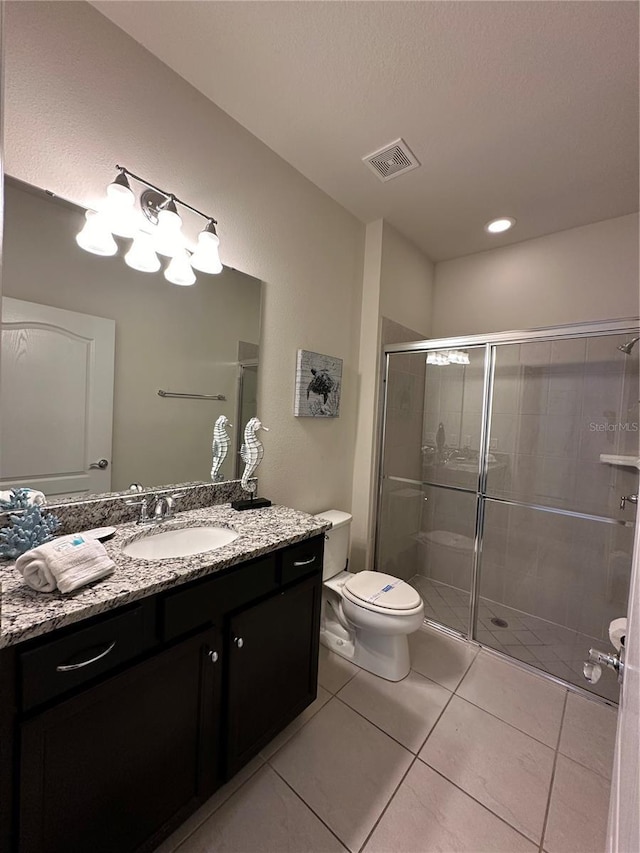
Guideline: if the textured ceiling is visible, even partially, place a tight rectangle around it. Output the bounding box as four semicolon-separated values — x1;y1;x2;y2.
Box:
91;1;639;262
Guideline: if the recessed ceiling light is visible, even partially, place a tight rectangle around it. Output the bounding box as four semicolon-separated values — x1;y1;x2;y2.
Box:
484;217;516;234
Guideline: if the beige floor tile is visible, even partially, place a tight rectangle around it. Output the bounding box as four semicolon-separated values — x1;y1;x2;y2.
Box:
175;764;346;853
364;760;537;853
559;692;617;779
419;695;554;843
260;687;332;760
337;669;451;753
318;646;360;694
408;625;477;690
153;755;265;852
457;650;566;746
270;698;412;852
544;755;611;853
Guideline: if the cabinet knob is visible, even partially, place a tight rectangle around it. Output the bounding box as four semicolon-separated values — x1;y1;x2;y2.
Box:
234;637;244;649
208;650;219;663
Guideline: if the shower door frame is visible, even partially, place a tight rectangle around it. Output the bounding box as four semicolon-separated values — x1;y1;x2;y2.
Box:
376;316;640;650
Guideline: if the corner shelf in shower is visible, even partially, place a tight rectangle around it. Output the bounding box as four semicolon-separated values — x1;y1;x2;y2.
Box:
600;454;640;469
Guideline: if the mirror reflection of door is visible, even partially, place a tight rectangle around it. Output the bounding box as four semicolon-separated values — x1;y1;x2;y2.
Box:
0;297;115;499
235;361;258;479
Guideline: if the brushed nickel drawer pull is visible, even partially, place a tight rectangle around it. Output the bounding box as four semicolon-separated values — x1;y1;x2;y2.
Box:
293;556;316;567
56;641;117;672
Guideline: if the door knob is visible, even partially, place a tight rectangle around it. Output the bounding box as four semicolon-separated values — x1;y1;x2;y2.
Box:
89;459;109;470
234;637;244;649
207;650;219;663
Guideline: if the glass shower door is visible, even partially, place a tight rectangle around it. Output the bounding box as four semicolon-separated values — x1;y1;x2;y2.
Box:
377;346;487;635
479;334;638;700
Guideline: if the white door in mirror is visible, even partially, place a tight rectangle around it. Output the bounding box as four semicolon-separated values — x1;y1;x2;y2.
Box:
1;297;115;499
122;526;239;560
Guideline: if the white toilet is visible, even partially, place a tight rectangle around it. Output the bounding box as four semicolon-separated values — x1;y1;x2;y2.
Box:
315;510;425;682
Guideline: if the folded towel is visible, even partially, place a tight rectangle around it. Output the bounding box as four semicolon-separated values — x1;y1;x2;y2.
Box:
0;488;47;508
16;534;115;594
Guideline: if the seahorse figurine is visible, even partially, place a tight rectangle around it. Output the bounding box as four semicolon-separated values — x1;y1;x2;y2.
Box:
240;417;269;495
210;415;232;482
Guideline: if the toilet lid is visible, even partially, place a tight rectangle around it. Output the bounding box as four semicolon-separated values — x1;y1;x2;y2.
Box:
343;571;421;611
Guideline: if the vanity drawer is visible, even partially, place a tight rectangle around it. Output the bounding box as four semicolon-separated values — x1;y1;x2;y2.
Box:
161;554;278;641
280;535;324;585
20;603;156;712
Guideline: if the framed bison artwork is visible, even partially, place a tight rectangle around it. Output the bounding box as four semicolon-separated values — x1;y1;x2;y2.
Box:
294;349;343;417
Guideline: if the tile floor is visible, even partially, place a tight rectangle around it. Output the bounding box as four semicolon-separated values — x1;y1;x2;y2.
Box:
155;624;617;853
412;575;621;702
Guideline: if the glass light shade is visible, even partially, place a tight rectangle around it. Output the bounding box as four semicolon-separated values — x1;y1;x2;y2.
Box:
164;250;196;286
154;207;185;257
106;179;134;206
448;350;470;365
75;211;118;256
125;231;161;273
190;229;222;275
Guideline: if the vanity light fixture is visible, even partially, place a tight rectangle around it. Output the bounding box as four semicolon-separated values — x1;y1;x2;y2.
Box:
75;166;222;283
426;350;470;366
484;217;516;234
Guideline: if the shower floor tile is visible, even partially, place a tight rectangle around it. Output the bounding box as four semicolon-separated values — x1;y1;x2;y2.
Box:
409;575;620;703
156;628;616;853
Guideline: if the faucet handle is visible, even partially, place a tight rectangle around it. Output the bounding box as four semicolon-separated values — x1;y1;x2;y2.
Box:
125;496;150;523
620;494;638;510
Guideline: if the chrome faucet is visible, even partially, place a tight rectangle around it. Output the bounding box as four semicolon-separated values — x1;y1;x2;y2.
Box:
126;492;183;524
153;495;175;521
620;494;638;510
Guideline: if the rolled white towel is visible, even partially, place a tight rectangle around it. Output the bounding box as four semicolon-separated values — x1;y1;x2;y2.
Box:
16;534;115;594
0;488;47;507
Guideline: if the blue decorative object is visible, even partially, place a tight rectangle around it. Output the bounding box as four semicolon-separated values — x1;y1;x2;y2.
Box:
0;488;34;510
0;505;60;560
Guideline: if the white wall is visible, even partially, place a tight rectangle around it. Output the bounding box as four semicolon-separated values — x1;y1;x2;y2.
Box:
432;214;639;337
380;223;434;338
3;1;365;513
350;221;433;571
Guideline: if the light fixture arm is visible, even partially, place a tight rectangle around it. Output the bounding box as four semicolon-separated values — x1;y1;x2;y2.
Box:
115;165;217;225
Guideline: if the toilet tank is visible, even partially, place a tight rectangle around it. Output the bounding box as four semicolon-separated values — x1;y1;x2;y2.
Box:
314;510;352;580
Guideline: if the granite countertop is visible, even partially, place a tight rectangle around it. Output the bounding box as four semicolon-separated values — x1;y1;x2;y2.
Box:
0;504;330;648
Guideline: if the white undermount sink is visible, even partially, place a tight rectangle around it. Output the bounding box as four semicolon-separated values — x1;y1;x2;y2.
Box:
123;526;239;560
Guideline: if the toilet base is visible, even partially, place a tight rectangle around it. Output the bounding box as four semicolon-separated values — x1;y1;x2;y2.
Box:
353;631;411;682
320;627;410;682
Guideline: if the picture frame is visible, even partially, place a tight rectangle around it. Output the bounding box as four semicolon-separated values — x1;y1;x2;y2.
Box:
294;349;343;418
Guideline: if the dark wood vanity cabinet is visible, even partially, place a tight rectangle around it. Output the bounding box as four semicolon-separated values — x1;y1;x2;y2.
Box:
226;572;321;776
1;534;324;853
18;626;219;853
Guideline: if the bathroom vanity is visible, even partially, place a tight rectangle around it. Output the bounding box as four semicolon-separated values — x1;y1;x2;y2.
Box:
0;505;328;853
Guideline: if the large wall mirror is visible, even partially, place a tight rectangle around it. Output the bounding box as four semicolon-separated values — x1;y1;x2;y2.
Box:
0;177;261;499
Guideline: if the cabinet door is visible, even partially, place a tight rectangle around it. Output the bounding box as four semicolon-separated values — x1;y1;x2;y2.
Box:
19;628;220;853
226;574;321;776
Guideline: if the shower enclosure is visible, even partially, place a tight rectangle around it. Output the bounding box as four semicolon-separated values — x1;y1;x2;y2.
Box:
376;319;639;702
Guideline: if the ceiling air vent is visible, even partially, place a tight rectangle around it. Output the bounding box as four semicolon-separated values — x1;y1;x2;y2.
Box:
363;138;420;182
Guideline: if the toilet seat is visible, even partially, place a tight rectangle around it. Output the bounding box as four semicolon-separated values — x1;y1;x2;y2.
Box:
342;571;422;615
